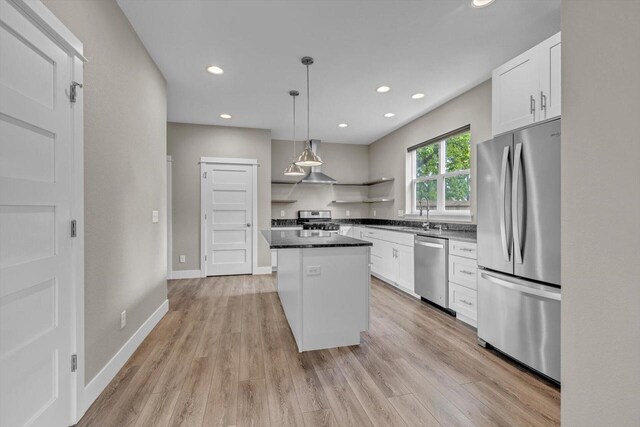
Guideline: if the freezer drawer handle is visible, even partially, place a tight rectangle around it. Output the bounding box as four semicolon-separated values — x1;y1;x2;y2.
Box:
460;270;475;275
415;241;444;249
481;272;561;301
512;142;524;264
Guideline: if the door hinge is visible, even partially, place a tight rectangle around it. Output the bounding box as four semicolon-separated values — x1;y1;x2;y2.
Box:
203;171;207;179
70;220;77;237
69;81;83;103
205;255;207;261
71;354;77;372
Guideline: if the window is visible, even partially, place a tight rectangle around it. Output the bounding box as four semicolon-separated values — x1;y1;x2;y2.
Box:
408;127;471;218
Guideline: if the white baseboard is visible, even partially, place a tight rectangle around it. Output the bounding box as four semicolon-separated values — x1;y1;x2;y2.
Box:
81;299;169;414
170;269;201;279
253;266;273;275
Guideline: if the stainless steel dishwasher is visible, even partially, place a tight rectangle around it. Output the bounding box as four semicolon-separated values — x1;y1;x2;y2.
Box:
414;235;449;310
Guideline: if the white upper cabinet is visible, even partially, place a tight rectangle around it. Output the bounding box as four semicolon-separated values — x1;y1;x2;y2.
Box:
492;32;561;136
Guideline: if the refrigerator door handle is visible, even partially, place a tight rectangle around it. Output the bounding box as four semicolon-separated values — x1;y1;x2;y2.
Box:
512;142;523;264
499;146;511;262
480;272;561;301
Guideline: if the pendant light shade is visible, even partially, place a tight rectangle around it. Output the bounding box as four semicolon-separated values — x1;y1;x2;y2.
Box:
294;146;323;167
295;56;324;167
284;90;306;176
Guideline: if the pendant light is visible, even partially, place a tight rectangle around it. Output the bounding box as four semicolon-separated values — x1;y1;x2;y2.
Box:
295;56;323;167
283;90;305;176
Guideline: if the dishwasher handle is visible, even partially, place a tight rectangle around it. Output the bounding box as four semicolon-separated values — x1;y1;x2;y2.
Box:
415;240;444;249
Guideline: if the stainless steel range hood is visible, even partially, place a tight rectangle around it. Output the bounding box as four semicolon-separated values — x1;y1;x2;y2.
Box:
300;140;336;184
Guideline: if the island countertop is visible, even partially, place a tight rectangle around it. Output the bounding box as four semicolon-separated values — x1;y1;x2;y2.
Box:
262;229;373;249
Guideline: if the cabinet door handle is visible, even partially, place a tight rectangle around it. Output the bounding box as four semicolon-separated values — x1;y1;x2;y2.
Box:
459;247;474;252
540;91;547;112
460;299;473;306
460;269;475;275
530;95;536;116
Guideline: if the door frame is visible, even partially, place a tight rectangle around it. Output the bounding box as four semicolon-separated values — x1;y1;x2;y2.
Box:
167;155;173;279
199;157;259;277
5;0;86;423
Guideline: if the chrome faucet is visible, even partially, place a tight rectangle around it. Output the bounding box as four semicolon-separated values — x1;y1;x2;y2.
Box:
420;198;430;229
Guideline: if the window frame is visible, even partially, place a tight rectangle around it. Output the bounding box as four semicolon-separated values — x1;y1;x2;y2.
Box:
406;128;472;220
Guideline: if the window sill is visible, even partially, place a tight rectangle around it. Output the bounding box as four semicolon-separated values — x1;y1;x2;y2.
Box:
404;211;473;223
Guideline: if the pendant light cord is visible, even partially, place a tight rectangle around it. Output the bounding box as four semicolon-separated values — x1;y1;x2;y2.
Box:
306;63;310;147
292;94;296;157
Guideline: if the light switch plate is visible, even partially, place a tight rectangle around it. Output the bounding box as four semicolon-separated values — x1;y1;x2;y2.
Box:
346;210;350;217
306;266;321;276
280;210;285;217
179;255;186;263
152;210;159;223
373;210;377;217
398;209;404;217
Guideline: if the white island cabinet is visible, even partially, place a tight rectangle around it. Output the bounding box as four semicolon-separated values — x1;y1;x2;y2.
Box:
262;230;371;352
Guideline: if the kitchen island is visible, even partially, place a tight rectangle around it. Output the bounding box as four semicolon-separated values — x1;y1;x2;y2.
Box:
262;229;372;352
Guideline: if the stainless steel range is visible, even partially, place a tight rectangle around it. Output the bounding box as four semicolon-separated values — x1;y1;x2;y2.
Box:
297;210;340;231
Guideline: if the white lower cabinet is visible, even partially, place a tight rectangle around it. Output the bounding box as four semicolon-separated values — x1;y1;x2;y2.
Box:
448;240;478;327
395;244;414;292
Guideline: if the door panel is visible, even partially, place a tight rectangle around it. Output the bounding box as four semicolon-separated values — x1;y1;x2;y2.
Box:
539;32;562;120
205;163;253;275
0;1;74;425
477;133;514;275
513;119;561;285
395;244;414;292
492;53;539;135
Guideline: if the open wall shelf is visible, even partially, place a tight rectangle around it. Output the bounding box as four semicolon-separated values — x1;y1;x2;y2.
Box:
331;198;394;204
271;199;298;204
271;177;394;186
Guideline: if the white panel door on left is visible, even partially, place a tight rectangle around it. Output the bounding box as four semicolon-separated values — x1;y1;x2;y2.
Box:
0;1;74;426
204;163;253;276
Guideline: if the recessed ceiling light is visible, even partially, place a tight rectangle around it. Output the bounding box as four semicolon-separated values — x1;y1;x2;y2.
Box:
384;113;395;118
338;123;348;128
220;113;231;119
472;0;495;8
411;93;425;99
206;65;224;75
376;86;391;93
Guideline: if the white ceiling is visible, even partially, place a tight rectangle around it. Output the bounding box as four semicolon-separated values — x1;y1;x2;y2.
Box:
117;0;560;145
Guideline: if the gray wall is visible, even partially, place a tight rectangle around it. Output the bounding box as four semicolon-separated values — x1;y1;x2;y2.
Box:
562;1;640;425
368;80;491;223
271;140;372;219
167;122;272;271
42;0;168;384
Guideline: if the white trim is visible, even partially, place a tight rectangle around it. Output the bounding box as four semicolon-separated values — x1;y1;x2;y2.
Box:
253;266;273;275
9;0;86;61
70;55;85;424
251;162;259;275
167;156;172;280
199;156;258;166
200;161;207;277
171;269;202;279
81;299;169;415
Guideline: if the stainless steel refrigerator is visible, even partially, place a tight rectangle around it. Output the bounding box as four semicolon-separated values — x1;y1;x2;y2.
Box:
477;118;561;383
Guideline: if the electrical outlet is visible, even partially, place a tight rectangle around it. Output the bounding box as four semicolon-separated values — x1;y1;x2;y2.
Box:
179;255;186;263
280;210;285;217
306;266;321;276
398;209;404;217
152;210;159;223
373;209;377;217
346;210;350;217
120;310;126;329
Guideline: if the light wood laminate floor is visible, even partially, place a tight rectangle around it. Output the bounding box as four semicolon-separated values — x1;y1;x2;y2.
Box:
78;274;560;427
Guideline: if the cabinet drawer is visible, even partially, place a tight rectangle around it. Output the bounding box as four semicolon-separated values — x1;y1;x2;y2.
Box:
449;283;477;325
362;228;414;247
449;240;477;259
448;255;478;290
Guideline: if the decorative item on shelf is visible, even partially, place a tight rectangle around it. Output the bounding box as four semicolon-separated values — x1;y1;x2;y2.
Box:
283;90;306;176
295;56;323;167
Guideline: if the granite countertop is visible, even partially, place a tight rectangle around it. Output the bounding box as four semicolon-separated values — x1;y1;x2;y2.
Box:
356;224;477;243
269;220;477;243
262;229;373;249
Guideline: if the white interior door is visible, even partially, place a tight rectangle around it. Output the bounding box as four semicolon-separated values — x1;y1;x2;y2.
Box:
204;163;254;276
0;0;75;426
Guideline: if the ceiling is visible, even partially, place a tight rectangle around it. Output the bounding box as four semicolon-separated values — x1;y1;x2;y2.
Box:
117;0;560;145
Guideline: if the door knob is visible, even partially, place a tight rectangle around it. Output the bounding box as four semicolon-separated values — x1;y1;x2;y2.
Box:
246;223;251;227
